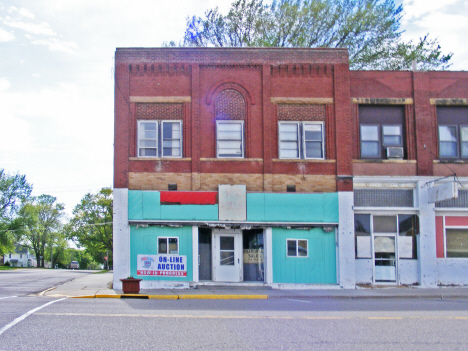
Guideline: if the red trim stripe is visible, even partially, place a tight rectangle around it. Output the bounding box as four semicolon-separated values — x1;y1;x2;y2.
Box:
160;191;217;205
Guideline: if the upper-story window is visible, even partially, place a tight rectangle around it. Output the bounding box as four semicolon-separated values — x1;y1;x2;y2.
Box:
138;120;182;158
215;89;245;158
359;105;405;159
437;107;468;160
216;120;244;158
279;121;325;159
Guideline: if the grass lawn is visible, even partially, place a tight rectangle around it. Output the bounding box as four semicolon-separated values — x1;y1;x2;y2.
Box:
0;266;17;270
93;269;109;274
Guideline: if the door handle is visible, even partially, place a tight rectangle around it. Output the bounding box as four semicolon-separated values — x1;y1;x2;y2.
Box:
238;258;240;264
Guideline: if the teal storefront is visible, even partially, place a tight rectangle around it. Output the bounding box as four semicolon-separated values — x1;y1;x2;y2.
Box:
127;188;339;287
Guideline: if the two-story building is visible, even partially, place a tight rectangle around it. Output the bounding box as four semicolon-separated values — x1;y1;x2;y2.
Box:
113;47;468;289
4;245;36;268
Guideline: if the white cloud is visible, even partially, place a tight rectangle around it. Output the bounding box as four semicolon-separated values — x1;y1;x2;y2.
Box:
0;77;10;90
0;26;14;41
3;16;56;36
17;8;35;19
401;0;468;70
32;73;40;77
402;0;460;21
30;38;78;54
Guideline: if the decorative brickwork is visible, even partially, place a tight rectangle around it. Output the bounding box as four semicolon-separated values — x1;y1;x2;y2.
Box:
201;64;262;70
277;104;326;121
271;64;333;77
116;48;350;65
136;103;183;120
129;64;191;76
215;89;246;120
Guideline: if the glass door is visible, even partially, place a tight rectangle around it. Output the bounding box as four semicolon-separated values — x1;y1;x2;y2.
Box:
212;229;242;282
374;235;397;283
373;216;398;284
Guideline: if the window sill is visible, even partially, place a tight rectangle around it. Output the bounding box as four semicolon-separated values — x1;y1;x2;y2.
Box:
353;159;416;164
129;157;192;161
200;158;263;162
272;159;335;163
434;160;468;164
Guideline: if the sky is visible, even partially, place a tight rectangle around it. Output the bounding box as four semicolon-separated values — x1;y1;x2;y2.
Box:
1;0;467;218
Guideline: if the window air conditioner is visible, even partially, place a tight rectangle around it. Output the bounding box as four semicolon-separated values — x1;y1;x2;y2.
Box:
386;147;404;159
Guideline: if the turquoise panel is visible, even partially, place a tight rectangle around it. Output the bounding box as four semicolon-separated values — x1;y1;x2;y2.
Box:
246;193;265;221
247;193;339;223
272;227;337;284
322;193;339;223
142;192;160;220
160;205;218;221
128;191;143;220
130;225;193;281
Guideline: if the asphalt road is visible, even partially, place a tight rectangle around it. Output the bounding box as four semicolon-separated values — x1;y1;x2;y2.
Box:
0;269;93;297
2;296;468;350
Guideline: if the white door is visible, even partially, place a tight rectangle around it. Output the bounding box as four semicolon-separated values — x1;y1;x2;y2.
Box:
212;229;242;282
373;234;397;283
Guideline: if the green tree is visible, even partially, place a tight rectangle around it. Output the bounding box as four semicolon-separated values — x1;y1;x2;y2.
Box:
0;169;32;257
180;0;452;70
66;188;113;269
67;249;99;270
17;195;64;268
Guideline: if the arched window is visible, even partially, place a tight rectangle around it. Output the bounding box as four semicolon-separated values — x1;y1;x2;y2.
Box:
215;90;245;158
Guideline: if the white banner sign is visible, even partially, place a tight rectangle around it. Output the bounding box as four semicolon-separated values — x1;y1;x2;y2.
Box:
137;254;187;277
428;182;458;203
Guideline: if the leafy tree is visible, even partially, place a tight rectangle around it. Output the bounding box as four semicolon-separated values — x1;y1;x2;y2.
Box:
67;249;100;270
179;0;452;70
17;195;64;268
0;169;32;257
66;188;113;269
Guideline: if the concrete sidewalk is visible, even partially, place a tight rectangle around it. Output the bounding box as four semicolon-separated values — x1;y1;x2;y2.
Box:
41;271;468;299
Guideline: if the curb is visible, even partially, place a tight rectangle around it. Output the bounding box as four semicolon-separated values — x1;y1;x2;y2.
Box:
70;294;269;300
179;294;268;299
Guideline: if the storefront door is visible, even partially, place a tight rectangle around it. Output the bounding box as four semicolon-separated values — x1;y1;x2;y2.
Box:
212;229;242;282
373;234;397;283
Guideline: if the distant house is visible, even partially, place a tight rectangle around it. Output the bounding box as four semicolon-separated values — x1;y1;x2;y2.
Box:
4;245;37;268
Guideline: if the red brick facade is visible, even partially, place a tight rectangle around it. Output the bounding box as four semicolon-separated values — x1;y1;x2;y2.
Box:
114;48;468;192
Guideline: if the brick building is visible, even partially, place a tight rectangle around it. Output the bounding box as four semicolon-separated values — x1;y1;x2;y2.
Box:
113;47;468;289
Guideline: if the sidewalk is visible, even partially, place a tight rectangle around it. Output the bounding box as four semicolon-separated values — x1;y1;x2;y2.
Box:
41;271;468;300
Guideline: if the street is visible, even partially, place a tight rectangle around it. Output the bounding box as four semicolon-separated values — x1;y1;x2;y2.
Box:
2;295;468;350
1;270;468;350
0;269;94;297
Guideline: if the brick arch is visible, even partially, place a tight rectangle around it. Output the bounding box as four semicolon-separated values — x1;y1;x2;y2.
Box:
215;89;246;120
206;81;255;106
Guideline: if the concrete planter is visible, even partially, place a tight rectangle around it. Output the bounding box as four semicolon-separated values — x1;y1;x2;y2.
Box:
120;278;142;294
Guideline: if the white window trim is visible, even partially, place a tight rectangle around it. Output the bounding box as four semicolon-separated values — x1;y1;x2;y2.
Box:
443;220;468;259
286;238;309;258
360;124;381;158
303;121;325;160
278;121;300;160
278;121;325;160
438;124;465;159
382;124;403;147
161;120;183;159
137;120;183;158
138;120;158;158
158;236;179;255
216;120;244;158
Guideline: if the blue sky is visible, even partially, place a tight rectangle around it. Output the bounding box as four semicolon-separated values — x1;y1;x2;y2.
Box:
1;0;467;217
